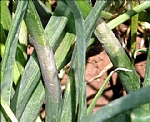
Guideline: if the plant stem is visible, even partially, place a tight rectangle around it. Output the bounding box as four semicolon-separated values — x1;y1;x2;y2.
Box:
107;1;150;29
25;1;62;121
130;0;139;64
95;18;140;93
142;36;150;111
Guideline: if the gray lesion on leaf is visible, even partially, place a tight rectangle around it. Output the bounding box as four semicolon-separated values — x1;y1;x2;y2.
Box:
29;35;61;100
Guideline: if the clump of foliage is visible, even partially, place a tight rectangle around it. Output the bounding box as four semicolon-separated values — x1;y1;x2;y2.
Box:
1;0;150;122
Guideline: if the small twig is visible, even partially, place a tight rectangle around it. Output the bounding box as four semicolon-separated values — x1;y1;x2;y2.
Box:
88;63;113;83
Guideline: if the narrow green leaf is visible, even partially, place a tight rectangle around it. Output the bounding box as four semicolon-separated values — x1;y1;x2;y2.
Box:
76;0;92;19
17;19;28;66
33;0;52;27
76;0;150;31
87;68;132;114
11;52;41;119
54;32;75;70
13;62;21;85
0;1;11;35
14;20;27;84
1;0;28;105
45;0;52;10
0;105;11;122
143;40;150;87
77;1;113;20
142;37;150;111
84;1;110;46
45;16;68;52
0;24;6;58
19;80;45;122
65;1;86;121
60;1;110;121
1;95;18;122
12;1;75;121
25;1;62;121
60;68;77;122
15;44;27;74
107;1;150;29
95;18;140;93
24;1;46;46
81;85;150;122
52;0;75;33
1;2;28;120
130;1;139;64
105;111;130;122
139;11;150;23
130;108;150;122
